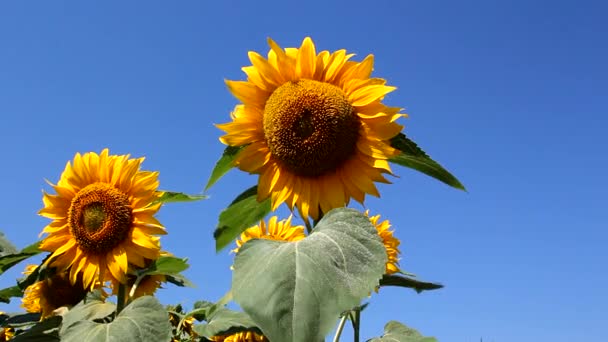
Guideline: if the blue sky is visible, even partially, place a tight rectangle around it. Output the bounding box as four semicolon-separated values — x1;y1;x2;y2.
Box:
1;1;607;341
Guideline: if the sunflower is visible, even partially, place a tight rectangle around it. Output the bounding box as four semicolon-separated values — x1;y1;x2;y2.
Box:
217;37;405;220
169;313;198;341
0;327;14;341
21;265;88;319
110;273;166;299
233;216;306;254
39;149;166;290
210;331;268;342
367;212;402;274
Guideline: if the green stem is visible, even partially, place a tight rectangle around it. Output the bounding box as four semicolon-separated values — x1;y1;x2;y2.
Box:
304;218;313;235
350;308;361;342
332;314;349;342
116;283;126;314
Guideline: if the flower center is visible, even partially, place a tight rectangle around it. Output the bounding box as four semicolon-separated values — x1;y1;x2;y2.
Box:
68;183;133;254
263;79;360;177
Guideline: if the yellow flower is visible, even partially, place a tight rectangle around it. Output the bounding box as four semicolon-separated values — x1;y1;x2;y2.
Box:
210;331;268;342
218;37;405;220
169;313;197;340
0;327;14;341
39;149;166;290
21;265;88;320
233;216;306;254
110;273;166;299
368;212;402;274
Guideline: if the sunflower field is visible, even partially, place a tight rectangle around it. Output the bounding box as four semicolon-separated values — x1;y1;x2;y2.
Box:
0;37;464;342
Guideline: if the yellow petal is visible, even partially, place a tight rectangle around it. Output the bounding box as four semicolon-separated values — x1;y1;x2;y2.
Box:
349;85;396;107
248;51;283;86
296;37;316;79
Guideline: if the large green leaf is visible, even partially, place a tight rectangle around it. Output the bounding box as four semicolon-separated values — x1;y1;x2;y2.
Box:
214;185;271;252
232;208;387;342
59;293;116;336
60;296;172;342
0;232;17;257
11;316;62;342
367;321;437;342
379;274;443;293
133;255;194;289
0;285;23;303
0;241;42;276
389;133;465;191
205;145;246;191
154;191;207;204
193;308;261;338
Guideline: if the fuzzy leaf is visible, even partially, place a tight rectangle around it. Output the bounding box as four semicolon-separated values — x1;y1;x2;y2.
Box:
379;274;443;293
214;185;271;252
232;208;387;342
0;241;42;276
60;296;116;336
135;256;194;288
193;308;261;338
0;232;17;257
0;285;22;304
205;145;246;191
390;133;465;190
367;321;437;342
11;316;61;342
154;191;207;204
60;296;172;342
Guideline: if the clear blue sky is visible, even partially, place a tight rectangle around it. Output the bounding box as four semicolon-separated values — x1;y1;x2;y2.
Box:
1;1;606;341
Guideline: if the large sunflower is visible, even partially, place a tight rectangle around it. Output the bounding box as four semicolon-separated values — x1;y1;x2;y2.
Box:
210;331;268;342
217;37;405;220
368;212;402;274
21;265;88;319
233;216;306;254
39;149;166;290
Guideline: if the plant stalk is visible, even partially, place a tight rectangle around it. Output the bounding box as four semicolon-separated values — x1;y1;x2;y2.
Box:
332;314;349;342
116;283;126;314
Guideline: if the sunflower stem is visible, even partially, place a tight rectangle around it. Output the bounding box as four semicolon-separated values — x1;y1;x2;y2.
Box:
116;283;126;314
304;218;313;235
350;308;361;342
332;314;349;342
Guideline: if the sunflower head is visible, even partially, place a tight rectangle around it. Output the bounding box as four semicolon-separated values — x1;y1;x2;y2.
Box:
38;149;166;291
169;312;198;340
218;37;406;220
0;327;14;341
233;216;306;254
21;265;88;320
367;212;402;275
210;331;268;342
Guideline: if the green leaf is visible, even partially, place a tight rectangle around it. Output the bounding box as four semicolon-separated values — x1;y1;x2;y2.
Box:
133;256;194;290
59;295;116;336
60;296;172;342
0;241;42;276
0;285;22;303
2;313;41;325
205;145;246;191
367;321;437;342
390;133;465;191
11;316;62;342
379;274;443;293
214;185;271;252
0;232;17;257
193;308;261;338
232;208;387;342
144;256;189;275
154;191;207;204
